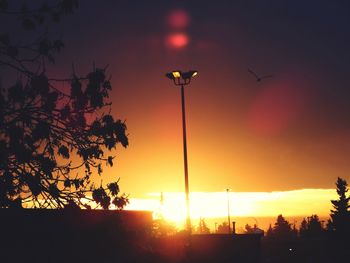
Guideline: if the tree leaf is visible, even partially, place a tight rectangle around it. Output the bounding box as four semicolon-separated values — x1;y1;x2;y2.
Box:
107;182;119;196
58;145;69;159
107;156;113;167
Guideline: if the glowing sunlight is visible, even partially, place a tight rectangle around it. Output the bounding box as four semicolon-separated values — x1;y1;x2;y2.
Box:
125;189;336;228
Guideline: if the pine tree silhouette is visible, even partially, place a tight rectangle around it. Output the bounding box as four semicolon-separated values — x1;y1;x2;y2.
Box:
328;177;350;234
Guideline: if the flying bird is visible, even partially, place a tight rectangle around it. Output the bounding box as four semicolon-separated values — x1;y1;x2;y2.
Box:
248;68;273;82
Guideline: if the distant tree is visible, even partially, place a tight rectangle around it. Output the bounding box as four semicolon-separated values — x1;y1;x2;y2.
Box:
266;224;273;237
299;215;324;238
195;217;210;234
292;223;298;236
267;214;297;240
274;215;292;234
244;224;254;234
327;177;350;234
216;222;229;234
299;218;308;236
0;1;129;209
263;216;298;263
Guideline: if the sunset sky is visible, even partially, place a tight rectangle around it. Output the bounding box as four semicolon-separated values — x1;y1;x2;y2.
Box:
4;1;350;227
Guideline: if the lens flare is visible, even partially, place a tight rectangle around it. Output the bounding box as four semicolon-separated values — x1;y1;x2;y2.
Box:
247;83;306;136
165;33;189;49
167;9;190;29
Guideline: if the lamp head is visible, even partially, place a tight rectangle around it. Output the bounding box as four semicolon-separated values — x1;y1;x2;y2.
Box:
189;70;198;77
172;71;181;78
165;72;174;80
165;70;198;85
166;70;182;80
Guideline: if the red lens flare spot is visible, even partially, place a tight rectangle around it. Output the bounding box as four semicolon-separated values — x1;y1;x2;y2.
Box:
247;84;307;136
167;9;190;29
165;33;189;49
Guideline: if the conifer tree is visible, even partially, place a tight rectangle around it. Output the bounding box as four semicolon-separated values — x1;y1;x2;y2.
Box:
299;215;324;238
328;177;350;234
266;224;273;237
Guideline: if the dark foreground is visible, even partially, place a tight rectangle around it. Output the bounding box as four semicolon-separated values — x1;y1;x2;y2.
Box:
0;209;262;263
0;209;347;263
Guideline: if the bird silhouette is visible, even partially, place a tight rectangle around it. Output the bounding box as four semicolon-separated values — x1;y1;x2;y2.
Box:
248;68;273;82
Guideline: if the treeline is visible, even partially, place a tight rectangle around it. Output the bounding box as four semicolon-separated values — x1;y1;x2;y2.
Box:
261;177;350;263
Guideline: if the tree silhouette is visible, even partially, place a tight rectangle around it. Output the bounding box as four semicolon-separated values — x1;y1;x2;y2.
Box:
195;217;210;234
216;222;229;234
266;214;297;240
244;224;255;234
0;1;129;209
266;224;273;236
299;215;324;238
263;215;298;263
274;215;292;235
327;177;350;234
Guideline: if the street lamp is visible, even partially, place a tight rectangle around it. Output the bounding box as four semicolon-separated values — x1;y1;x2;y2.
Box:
165;70;198;234
226;188;231;234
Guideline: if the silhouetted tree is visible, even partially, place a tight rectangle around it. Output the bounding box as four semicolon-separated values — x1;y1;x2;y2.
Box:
299;215;324;238
299;218;308;235
216;222;229;234
0;1;129;209
195;217;210;234
266;215;297;240
292;223;298;236
274;215;292;235
327;177;350;234
244;224;255;234
263;215;298;263
266;223;273;237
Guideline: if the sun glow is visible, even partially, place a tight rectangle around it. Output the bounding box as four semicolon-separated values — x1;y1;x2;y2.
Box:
125;189;336;229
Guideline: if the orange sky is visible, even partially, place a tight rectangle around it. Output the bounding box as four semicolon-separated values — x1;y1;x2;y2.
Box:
38;2;350;221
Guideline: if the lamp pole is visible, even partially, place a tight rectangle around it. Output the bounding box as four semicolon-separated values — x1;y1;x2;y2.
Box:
181;83;191;234
226;188;231;234
165;70;198;234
